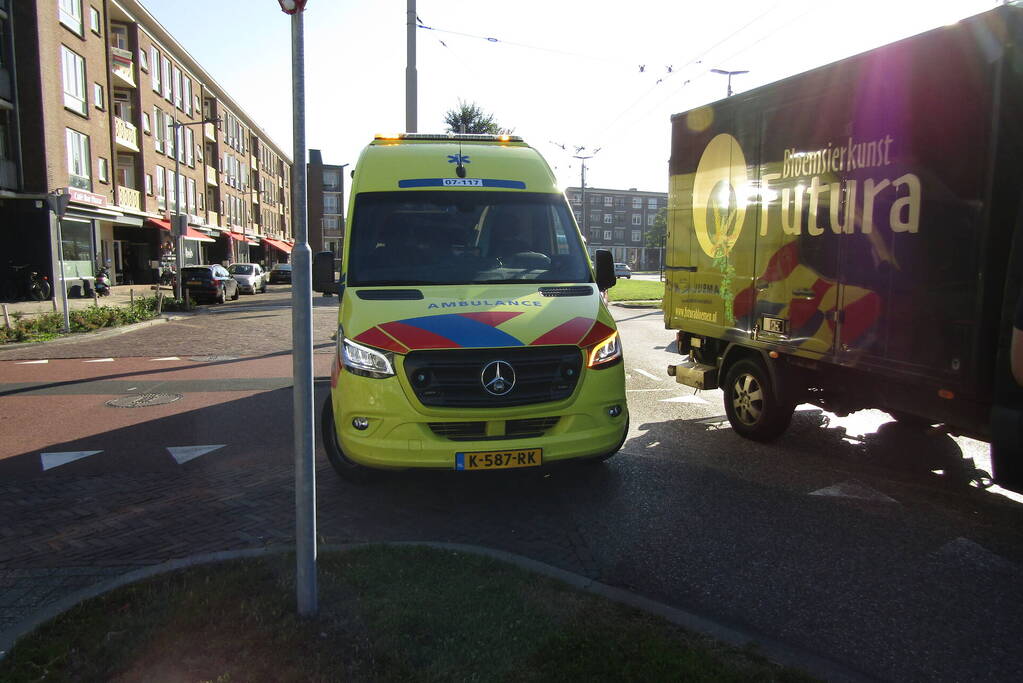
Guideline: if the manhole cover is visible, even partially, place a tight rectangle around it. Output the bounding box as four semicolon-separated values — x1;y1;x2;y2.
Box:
188;355;239;362
106;393;183;408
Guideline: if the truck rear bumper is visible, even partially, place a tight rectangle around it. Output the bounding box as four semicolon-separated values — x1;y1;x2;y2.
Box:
667;358;719;390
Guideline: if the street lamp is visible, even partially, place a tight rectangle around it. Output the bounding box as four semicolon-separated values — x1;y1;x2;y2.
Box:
171;116;220;300
711;68;749;97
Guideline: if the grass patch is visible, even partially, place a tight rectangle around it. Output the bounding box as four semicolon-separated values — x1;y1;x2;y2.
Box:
0;546;815;682
607;279;664;302
0;297;168;344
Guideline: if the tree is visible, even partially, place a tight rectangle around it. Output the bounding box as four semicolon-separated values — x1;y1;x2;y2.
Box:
645;207;667;248
443;100;511;135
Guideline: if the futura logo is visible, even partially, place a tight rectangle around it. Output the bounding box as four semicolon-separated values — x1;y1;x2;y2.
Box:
692;133;748;258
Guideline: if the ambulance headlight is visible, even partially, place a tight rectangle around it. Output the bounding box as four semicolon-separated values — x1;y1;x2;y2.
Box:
341;337;395;378
586;331;622;369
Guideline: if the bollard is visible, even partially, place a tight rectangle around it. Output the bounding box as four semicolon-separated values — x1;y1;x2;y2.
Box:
93;289;98;307
130;289;134;307
185;287;190;311
2;304;10;330
156;290;164;315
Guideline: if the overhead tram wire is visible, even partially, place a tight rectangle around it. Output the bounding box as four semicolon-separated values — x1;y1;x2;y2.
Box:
588;0;783;142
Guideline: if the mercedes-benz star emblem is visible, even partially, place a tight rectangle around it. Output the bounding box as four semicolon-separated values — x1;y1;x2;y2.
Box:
481;360;516;396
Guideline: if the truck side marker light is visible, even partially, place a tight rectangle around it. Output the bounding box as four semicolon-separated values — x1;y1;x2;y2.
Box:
769;351;780;359
938;389;954;400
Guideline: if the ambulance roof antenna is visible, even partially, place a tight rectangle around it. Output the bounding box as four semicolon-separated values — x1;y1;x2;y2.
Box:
456;138;467;177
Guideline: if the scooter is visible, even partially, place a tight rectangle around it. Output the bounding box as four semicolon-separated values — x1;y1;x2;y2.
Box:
95;266;111;297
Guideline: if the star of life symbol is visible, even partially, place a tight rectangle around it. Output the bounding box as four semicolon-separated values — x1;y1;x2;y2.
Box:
448;153;471;165
481;360;516;396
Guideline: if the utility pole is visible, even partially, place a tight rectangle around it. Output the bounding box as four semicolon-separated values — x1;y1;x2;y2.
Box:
406;0;417;132
573;154;592;238
711;68;749;97
278;0;317;618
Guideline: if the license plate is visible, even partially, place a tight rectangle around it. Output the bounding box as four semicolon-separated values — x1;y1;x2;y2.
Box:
455;448;542;470
187;280;202;286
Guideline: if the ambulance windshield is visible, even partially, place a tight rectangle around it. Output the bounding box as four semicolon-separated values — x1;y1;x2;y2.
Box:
347;191;592;287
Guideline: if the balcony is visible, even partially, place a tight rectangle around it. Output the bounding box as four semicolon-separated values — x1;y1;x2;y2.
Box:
110;47;136;88
207;211;219;227
117;186;141;211
206;166;218;186
114;117;139;152
204;122;216;142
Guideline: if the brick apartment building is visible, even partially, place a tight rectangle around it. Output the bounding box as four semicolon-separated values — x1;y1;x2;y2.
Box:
307;149;347;257
0;0;293;292
565;186;666;270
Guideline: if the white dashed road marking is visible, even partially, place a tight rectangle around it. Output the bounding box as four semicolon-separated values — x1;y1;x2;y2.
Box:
659;395;709;404
152;357;181;361
167;445;226;465
84;358;114;363
41;451;102;471
633;368;662;381
15;360;48;364
809;481;898;503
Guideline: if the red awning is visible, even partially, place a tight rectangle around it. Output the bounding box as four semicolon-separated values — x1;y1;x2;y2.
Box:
184;226;215;242
148;218;172;231
224;231;247;242
263;238;293;254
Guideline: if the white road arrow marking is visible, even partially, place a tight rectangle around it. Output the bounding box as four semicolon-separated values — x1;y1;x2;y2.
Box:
41;451;102;471
809;481;898;503
634;368;662;381
659;395;708;403
84;358;114;363
16;360;48;364
168;444;226;465
152;357;181;361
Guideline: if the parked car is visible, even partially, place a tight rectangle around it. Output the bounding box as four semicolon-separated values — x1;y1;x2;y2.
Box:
180;264;240;304
228;262;267;294
268;262;292;284
614;262;632;279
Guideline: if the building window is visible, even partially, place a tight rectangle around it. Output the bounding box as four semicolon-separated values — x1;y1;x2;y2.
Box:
615;197;624;209
155;166;165;209
110;23;128;50
183;78;192;116
142;112;150;134
603;196;612;207
631;229;641;242
92;82;104;109
59;0;83;36
172;66;182;109
648;198;658;209
97;157;108;183
89;6;100;34
324;195;340;214
603;214;612;224
185;128;194;166
161;55;171;101
323;216;340;230
139;49;148;72
61;46;86;115
615;230;625;241
603;230;612;241
631;214;641;226
66;128;91;190
590;228;600;241
153;107;164;151
187;178;196;214
647;214;655;226
590;195;600;205
145;173;152;195
150;47;160;91
632;197;642;209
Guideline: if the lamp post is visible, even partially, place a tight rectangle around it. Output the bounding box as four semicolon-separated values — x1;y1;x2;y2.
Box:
46;189;72;333
710;68;749;97
172;116;220;300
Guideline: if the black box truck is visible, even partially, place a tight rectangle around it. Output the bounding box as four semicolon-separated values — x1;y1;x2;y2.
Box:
664;5;1023;489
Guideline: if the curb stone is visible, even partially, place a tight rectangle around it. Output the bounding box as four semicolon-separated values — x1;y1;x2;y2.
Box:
0;542;873;682
0;312;200;351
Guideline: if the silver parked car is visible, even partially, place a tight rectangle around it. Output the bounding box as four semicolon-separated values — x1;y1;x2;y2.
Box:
228;263;268;294
614;262;632;279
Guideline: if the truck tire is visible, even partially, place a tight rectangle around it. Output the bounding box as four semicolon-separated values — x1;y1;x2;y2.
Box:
887;410;934;427
723;357;794;442
321;394;375;483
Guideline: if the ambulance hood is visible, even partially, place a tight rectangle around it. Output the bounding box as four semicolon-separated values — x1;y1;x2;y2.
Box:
342;284;616;353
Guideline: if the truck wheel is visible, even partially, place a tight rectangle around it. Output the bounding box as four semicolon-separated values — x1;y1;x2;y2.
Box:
887;410;934;427
723;358;794;442
321;394;375;483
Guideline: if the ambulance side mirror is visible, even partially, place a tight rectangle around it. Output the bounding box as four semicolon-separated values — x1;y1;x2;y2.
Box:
595;249;617;291
312;251;339;295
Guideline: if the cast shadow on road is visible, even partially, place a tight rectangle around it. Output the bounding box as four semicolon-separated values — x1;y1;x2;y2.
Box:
628;408;1017;505
0;344;336;399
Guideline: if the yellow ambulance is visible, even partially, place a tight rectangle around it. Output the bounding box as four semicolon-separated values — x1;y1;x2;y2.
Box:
313;133;627;480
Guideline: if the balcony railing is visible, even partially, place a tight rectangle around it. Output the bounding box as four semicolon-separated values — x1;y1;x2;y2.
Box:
110;46;136;88
114;117;139;152
117;186;141;211
204;122;216;142
206;166;218;186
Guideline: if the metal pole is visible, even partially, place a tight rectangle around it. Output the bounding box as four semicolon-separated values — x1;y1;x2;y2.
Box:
173;117;183;301
406;0;417;132
54;212;70;332
290;8;317;617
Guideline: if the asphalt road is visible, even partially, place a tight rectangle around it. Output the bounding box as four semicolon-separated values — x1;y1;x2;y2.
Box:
1;286;1022;682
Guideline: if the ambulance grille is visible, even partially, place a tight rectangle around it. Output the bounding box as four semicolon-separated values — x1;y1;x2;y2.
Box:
427;417;560;441
538;286;593;297
405;346;583;407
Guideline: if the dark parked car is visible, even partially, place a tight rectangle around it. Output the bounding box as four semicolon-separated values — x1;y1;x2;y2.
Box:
180;265;240;304
268;262;292;284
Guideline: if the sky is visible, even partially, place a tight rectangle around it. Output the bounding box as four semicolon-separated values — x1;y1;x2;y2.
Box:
138;0;1004;197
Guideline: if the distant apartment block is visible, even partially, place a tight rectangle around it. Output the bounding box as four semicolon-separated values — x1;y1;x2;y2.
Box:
0;0;293;290
566;186;667;269
307;149;347;256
